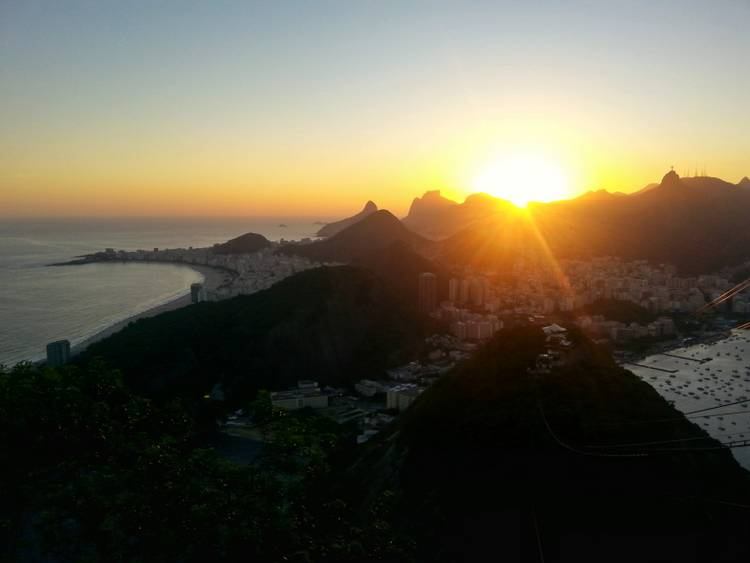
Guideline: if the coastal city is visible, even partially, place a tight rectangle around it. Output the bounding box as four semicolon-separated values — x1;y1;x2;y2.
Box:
216;248;750;449
39;227;750;456
66;240;324;302
7;2;750;559
437;257;750;344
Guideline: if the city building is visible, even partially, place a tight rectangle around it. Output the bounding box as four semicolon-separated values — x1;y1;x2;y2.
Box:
46;340;71;367
386;383;423;412
418;272;437;313
354;379;387;397
448;277;460;303
190;282;206;304
270;380;329;410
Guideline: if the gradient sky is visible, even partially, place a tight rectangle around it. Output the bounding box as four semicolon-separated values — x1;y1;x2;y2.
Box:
1;0;749;217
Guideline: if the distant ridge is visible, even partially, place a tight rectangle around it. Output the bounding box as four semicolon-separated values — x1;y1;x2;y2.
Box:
574;189;622;201
631;182;660;196
316;200;378;237
435;169;750;274
738;176;750;189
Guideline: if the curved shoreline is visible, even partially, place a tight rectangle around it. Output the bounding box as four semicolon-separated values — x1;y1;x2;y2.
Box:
70;264;228;357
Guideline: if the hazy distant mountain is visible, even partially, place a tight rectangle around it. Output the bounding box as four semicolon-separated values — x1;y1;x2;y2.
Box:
212;232;271;254
737;176;750;189
574;189;626;202
403;190;513;239
316;200;378;237
401;190;456;236
285;209;435;263
437;170;750;274
631;182;660;196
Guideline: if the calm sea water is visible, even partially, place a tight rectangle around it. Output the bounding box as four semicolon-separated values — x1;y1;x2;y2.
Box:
0;217;324;366
628;331;750;470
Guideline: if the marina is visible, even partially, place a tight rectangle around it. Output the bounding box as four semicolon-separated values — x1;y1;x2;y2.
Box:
627;330;750;469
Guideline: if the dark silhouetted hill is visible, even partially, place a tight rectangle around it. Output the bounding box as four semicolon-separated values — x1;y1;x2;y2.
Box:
401;190;457;238
437;171;750;274
212;232;271;255
316;200;378;237
632;181;660;195
347;327;750;562
80;266;424;402
351;239;450;306
284;210;435;263
575;189;625;201
284;211;444;306
403;190;513;239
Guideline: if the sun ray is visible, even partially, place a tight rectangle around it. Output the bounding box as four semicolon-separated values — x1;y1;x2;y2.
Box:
472;152;571;207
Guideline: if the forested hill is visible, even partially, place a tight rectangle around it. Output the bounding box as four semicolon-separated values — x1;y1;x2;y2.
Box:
348;327;750;562
80;266;424;402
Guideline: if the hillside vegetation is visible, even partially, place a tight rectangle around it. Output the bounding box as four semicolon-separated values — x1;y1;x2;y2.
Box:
81;266;424;403
348;327;750;562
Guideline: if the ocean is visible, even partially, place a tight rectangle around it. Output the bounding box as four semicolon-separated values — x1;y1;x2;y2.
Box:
0;217;325;366
627;330;750;470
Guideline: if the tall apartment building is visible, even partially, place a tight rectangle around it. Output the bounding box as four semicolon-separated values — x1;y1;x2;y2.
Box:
418;272;437;314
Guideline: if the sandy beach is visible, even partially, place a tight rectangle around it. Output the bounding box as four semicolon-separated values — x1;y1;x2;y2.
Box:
70;264;229;356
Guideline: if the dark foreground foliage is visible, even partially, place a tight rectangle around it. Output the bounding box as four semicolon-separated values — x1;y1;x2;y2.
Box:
0;362;410;562
348;327;750;562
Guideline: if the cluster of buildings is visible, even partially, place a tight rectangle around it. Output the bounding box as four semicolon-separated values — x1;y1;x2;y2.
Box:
418;256;749;348
575;315;676;343
268;331;471;443
511;257;744;316
438;304;503;341
417;272;504;341
270;380;330;410
448;276;491;307
97;245;320;302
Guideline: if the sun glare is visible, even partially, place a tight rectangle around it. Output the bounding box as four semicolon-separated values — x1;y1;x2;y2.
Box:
472;153;571;207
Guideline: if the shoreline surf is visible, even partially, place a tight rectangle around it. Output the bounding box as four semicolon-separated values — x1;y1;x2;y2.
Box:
69;264;228;357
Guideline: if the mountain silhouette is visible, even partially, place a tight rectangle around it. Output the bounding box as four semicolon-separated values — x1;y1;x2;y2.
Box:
403;190;513;239
436;170;750;274
285;209;434;263
212;232;271;254
283;210;442;303
316;200;378;237
632;182;661;195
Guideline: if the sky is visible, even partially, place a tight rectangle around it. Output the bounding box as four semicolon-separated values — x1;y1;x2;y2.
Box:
1;0;749;217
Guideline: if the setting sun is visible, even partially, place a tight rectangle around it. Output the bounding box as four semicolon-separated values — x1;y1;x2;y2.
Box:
472;153;571;207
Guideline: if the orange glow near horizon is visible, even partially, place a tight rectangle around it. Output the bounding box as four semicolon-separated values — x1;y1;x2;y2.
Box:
471;152;572;207
2;3;750;219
